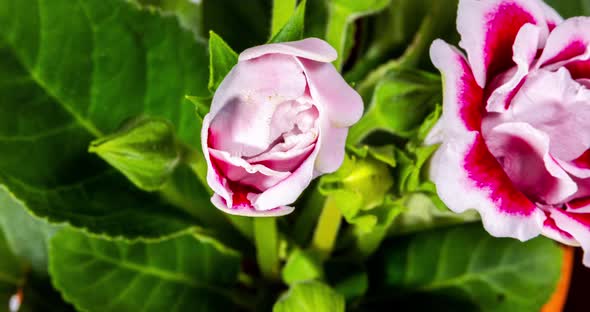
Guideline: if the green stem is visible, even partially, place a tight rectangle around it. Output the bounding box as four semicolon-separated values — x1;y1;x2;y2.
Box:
254;218;279;280
311;197;342;259
271;0;297;37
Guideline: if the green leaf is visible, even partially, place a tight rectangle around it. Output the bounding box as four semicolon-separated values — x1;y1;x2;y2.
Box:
544;0;590;17
0;0;210;239
282;249;323;285
271;0;298;37
369;224;563;312
203;0;271;52
273;281;345;312
0;186;58;274
348;68;441;144
208;31;238;92
131;0;204;36
388;193;479;236
325;260;368;301
325;0;391;70
0;229;27;311
89;117;182;192
49;228;244;312
269;0;307;43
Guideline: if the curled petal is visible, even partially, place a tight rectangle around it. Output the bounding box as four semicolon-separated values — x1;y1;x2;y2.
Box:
541;209;578;245
298;58;363;127
548;208;590;266
538;17;590;68
457;0;548;87
509;68;590;161
251;144;320;211
239;38;337;63
430;132;544;240
430;40;484;135
485;122;578;204
211;194;295;217
486;23;541;112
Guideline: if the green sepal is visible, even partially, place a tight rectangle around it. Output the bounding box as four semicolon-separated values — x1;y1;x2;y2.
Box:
269;0;307;43
89;117;181;191
208;31;238;93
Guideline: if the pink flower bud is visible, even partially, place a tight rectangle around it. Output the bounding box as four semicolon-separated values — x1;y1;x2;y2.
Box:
201;38;363;216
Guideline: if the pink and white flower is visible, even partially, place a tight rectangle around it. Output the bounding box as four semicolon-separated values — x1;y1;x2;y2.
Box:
201;38;363;217
428;0;590;265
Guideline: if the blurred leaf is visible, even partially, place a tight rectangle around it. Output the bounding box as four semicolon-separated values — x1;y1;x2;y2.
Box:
319;150;400;257
325;260;368;301
49;228;243;312
208;31;238;92
325;0;391;70
282;249;323;285
0;229;27;312
269;0;307;43
0;186;58;274
369;225;563;312
543;0;590;18
388;193;479;236
130;0;204;36
273;281;345;312
89;117;182;192
0;0;211;239
203;0;271;52
352;0;457;97
348;68;441;144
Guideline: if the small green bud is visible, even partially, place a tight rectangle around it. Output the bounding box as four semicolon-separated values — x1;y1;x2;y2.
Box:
89;117;181;191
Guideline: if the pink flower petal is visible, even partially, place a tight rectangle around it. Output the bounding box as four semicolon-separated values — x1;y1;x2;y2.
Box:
252;144;321;211
209;148;290;191
509;68;590;161
457;0;548;87
538;17;590;68
567;60;590;79
239;38;337;63
430;40;485;135
298;58;363;128
484;122;578;204
211;194;295;217
430;132;544;240
313;124;348;175
541;209;578;245
549;208;590;266
486;24;541;112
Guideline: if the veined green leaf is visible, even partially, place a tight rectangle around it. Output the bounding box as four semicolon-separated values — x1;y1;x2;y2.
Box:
368;225;563;311
49;228;243;312
273;281;345;312
0;0;213;239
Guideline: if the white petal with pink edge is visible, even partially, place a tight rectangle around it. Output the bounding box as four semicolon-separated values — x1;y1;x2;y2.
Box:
486;23;541;112
430;132;544;241
538;17;590;69
457;0;549;87
548;208;590;266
